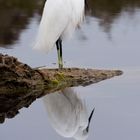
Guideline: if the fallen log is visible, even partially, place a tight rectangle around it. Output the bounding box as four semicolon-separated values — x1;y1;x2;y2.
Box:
0;53;123;123
0;53;122;94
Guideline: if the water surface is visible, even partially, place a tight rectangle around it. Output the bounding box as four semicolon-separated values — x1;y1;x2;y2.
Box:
0;0;140;140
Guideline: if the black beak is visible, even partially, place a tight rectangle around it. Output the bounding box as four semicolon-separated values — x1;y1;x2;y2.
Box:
86;108;95;132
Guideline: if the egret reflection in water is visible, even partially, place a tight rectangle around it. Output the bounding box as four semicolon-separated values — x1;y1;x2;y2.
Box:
43;88;95;140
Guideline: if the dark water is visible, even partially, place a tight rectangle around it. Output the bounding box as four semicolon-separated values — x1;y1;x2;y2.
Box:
0;0;140;140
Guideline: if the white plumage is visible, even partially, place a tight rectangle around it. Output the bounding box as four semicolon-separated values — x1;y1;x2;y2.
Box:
34;0;85;53
43;88;94;140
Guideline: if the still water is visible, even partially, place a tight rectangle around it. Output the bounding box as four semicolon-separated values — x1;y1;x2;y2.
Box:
0;0;140;140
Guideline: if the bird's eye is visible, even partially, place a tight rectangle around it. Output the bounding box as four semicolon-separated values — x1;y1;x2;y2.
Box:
86;126;89;132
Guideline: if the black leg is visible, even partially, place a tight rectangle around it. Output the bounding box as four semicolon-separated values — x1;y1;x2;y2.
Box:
59;39;62;60
56;38;63;69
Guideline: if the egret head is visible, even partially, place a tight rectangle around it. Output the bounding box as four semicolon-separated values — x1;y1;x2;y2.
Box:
73;108;95;140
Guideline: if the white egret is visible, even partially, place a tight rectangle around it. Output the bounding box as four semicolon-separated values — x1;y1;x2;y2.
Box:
34;0;86;68
43;88;95;140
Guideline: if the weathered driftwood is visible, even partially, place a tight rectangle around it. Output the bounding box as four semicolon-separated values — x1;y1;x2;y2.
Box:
0;54;123;123
0;53;122;93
